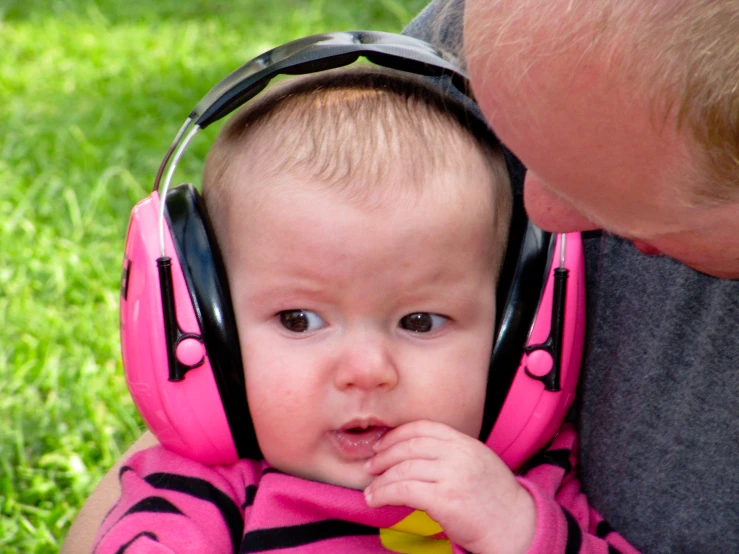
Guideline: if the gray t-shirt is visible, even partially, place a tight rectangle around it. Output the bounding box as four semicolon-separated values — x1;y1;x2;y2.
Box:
405;2;739;552
579;235;738;553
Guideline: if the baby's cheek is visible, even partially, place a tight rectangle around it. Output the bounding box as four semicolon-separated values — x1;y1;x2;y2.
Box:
437;374;487;438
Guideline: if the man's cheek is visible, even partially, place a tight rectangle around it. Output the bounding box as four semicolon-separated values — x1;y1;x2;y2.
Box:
523;174;598;233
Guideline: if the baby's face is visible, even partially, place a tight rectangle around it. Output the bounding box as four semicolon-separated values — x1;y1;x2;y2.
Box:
222;166;498;490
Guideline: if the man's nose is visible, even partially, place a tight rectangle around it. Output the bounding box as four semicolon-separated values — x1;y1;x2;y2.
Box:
333;334;399;392
523;171;599;233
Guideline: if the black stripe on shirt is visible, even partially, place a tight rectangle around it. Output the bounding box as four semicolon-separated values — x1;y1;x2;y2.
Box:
145;472;243;554
520;449;572;475
596;520;614;538
242;485;258;509
563;508;583;554
596;520;623;552
101;465;136;526
240;519;378;552
124;496;183;516
115;531;159;554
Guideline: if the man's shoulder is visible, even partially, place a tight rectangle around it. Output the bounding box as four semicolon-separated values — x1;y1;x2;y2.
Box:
580;232;739;553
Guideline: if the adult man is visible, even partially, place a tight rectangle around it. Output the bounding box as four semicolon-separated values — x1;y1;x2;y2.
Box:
406;1;738;552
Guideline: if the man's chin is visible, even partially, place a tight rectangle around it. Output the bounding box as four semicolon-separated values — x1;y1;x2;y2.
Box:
693;265;739;280
667;258;739;280
675;255;739;280
637;246;739;280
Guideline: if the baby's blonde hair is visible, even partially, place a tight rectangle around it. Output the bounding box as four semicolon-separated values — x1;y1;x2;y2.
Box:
203;67;512;280
462;0;739;202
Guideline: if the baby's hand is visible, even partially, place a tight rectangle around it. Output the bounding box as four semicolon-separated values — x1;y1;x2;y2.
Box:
363;420;535;554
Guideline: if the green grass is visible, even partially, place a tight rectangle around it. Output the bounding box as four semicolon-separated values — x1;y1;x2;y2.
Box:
0;1;427;551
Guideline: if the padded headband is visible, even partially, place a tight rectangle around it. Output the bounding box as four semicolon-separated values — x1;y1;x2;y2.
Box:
154;31;524;195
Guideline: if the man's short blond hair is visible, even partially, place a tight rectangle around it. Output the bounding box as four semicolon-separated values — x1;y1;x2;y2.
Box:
462;0;739;202
203;67;512;279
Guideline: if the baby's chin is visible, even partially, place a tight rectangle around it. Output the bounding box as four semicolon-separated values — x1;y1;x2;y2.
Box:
271;460;372;491
315;471;371;491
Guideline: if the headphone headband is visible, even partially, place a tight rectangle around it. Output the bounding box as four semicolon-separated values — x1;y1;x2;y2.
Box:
154;32;472;196
192;31;469;129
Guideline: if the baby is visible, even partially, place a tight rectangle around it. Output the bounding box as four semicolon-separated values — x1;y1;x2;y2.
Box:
203;69;511;497
92;67;631;554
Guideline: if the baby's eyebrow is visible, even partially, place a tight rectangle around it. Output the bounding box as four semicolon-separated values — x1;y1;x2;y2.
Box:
242;281;328;305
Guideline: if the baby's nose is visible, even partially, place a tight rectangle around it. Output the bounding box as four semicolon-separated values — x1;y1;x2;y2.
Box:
333;335;399;391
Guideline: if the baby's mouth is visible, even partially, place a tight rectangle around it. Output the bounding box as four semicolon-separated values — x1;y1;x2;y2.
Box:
332;422;390;459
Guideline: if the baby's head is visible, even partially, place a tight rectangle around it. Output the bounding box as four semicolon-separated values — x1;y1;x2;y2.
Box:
202;68;512;489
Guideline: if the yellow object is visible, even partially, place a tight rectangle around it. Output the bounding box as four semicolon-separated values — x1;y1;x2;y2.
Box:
379;510;452;553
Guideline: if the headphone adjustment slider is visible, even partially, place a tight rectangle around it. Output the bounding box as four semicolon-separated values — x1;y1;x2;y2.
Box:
524;267;569;391
157;256;206;381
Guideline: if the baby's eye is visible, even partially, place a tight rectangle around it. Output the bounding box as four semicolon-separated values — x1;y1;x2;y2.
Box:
399;312;448;333
278;310;325;333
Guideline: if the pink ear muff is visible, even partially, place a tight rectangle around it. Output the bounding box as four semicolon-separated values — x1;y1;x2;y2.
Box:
486;232;586;470
121;191;238;465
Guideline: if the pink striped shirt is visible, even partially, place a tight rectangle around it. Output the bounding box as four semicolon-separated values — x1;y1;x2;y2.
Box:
93;425;638;553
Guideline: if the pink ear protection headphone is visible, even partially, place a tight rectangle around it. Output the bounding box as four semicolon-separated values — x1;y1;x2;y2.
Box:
120;31;586;470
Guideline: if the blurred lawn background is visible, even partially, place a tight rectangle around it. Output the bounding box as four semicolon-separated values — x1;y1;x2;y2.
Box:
0;0;428;550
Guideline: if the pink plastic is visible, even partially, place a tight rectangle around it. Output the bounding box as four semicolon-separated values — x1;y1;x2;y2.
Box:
486;233;586;470
121;191;238;465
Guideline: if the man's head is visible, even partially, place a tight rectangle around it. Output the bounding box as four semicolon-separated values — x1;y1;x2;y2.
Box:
201;69;513;488
464;0;739;278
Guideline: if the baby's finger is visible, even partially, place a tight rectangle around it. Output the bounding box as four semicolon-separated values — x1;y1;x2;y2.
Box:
375;420;458;452
364;477;435;512
366;458;439;490
365;435;441;475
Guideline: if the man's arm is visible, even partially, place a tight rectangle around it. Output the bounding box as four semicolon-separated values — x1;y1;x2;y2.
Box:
61;430;159;554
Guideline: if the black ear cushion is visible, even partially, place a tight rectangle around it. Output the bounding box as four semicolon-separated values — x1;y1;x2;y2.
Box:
479;192;552;441
163;183;262;459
